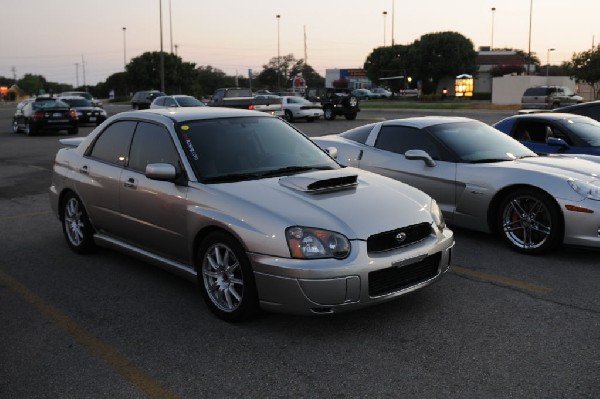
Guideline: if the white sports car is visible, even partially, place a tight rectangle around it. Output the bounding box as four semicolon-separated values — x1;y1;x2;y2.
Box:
313;116;600;254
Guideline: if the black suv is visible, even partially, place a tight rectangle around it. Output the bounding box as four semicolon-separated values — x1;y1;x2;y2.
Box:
305;88;359;120
131;90;166;110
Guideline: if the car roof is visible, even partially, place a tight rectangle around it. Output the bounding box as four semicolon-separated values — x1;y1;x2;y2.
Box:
379;116;474;128
506;112;593;121
114;107;272;123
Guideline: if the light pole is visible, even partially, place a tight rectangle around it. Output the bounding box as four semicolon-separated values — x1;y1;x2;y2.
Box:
491;7;496;50
382;11;387;46
122;27;127;70
159;0;165;93
391;0;395;45
174;44;178;56
74;62;79;87
527;0;533;75
276;14;280;89
546;48;555;77
169;0;173;54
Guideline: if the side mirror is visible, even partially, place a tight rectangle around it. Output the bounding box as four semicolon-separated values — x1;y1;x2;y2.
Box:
546;137;569;148
405;149;436;167
325;146;338;159
146;163;177;180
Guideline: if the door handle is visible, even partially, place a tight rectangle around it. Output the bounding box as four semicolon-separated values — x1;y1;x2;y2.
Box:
123;177;137;189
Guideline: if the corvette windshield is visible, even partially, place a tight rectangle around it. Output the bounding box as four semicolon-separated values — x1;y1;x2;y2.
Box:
429;121;537;162
177;116;338;182
557;117;600;146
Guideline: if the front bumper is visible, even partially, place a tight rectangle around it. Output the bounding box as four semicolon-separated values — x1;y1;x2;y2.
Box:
560;197;600;248
250;228;454;315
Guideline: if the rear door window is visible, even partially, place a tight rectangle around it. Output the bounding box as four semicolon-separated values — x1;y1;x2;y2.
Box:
88;121;136;165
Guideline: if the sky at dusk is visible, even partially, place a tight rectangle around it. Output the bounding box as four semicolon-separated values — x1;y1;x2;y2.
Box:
1;0;598;87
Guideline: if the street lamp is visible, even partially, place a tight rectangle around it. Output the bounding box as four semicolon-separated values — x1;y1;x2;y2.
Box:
169;0;173;54
276;14;280;89
490;7;496;50
159;0;165;93
391;0;395;45
382;11;387;46
546;48;555;77
122;27;127;70
527;0;533;74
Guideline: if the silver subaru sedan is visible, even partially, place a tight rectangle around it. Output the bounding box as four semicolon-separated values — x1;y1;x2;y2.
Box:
49;108;453;321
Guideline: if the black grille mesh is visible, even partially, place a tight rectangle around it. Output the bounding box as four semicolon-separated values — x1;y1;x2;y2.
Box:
368;252;441;297
367;222;432;253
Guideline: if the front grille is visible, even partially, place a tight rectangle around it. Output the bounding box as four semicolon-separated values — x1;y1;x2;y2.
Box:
367;222;432;253
368;252;441;297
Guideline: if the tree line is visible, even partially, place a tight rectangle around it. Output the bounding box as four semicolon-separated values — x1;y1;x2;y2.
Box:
2;31;600;100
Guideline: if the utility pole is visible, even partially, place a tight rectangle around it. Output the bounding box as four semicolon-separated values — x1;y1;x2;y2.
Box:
159;0;165;93
74;63;80;87
81;55;87;90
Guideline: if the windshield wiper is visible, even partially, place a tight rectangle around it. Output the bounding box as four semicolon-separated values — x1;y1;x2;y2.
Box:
259;165;333;177
468;158;512;164
202;172;263;183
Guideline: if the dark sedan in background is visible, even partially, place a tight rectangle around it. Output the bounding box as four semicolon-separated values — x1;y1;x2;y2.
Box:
58;96;107;126
493;113;600;156
12;97;78;135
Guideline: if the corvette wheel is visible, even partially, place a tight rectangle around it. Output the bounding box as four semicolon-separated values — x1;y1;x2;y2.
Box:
284;110;294;122
498;188;562;254
197;232;259;322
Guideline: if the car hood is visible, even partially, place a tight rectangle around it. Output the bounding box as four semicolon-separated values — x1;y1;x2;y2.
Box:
515;155;600;179
197;167;435;240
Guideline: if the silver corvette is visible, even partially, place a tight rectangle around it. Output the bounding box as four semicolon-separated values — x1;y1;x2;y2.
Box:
49;108;453;321
313;116;600;255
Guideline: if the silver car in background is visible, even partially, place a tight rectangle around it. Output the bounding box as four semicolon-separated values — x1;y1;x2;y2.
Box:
313;117;600;255
49;108;454;321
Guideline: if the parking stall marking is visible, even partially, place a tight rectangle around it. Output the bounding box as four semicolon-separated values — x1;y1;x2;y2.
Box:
451;265;552;294
0;269;181;399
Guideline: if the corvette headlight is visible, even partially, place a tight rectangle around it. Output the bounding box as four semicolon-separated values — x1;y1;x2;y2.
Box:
286;227;350;259
568;179;600;201
430;199;446;230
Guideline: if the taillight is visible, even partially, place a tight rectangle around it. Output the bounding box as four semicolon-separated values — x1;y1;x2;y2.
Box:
33;111;44;120
248;105;255;110
69;110;78;120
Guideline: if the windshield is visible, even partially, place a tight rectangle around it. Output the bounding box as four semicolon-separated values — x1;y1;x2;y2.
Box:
428;121;537;162
62;99;92;107
557;117;600;146
33;100;69;109
177;96;205;107
177;116;339;182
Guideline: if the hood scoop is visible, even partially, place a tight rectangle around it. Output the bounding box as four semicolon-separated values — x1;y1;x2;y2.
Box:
279;171;358;193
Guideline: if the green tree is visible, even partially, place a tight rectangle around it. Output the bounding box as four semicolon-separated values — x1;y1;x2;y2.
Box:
18;74;48;96
195;66;236;97
568;48;600;100
126;51;198;94
364;45;411;93
409;31;478;93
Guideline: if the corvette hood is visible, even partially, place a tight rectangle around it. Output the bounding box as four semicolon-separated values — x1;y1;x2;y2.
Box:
515;155;600;180
199;167;435;240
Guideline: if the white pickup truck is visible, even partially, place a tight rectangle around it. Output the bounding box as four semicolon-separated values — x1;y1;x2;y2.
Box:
207;88;283;117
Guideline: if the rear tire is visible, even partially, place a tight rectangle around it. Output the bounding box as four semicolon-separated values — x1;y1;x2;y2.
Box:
62;192;96;254
25;121;36;136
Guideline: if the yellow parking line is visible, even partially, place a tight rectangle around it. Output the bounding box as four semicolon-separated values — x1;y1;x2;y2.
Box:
0;269;180;399
452;265;552;294
0;211;52;221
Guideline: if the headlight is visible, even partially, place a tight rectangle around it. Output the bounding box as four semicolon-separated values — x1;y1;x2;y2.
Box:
430;199;446;230
568;179;600;201
286;227;350;259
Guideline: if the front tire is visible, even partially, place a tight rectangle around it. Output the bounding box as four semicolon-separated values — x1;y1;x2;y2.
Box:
497;188;562;254
284;110;294;122
197;231;259;322
62;192;96;254
323;106;336;120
